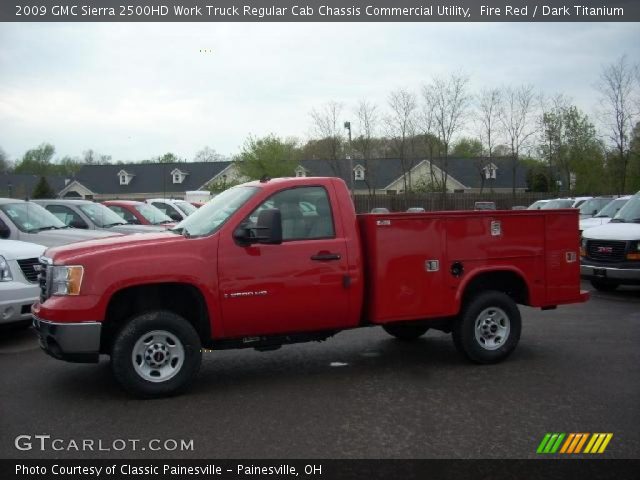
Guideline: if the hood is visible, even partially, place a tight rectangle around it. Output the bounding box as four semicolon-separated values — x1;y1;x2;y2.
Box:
29;228;121;247
0;240;47;261
45;231;184;263
579;217;611;230
582;222;640;241
108;224;168;234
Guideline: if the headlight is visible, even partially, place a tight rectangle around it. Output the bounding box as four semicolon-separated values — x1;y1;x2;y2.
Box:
51;265;84;295
627;241;640;261
0;256;12;282
580;238;587;257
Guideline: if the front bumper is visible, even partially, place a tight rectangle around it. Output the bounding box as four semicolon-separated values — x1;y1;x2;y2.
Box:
33;316;102;363
0;281;39;325
580;262;640;284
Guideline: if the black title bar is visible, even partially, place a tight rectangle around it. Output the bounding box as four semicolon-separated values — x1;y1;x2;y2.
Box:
2;0;640;22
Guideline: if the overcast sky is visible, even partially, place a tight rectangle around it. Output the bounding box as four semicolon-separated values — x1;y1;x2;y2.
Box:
0;22;638;162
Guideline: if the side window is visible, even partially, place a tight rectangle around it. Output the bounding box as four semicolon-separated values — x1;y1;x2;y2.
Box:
247;186;335;241
109;205;136;223
152;202;168;215
45;205;88;229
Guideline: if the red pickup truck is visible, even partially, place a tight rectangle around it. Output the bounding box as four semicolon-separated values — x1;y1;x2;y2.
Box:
33;177;588;397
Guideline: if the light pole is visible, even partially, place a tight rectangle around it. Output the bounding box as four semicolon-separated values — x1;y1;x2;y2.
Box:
344;121;353;194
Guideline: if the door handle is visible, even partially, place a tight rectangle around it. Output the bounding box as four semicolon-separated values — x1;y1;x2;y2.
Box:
310;252;341;261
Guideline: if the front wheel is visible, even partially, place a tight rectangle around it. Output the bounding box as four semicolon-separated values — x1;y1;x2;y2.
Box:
111;310;202;398
452;291;521;364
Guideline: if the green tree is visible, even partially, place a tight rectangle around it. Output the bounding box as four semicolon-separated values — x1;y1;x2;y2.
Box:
452;137;483;157
31;176;55;199
14;143;56;175
0;147;10;173
234;134;299;179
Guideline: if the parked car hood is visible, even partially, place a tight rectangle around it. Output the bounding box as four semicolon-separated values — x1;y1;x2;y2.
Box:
45;231;183;263
29;228;122;247
0;240;46;260
582;223;640;241
107;224;169;234
579;217;612;231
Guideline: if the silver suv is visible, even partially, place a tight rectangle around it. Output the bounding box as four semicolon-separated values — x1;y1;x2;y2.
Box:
0;199;120;247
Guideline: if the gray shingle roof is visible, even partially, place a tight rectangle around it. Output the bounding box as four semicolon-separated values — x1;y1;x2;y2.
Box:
71;161;232;195
300;158;407;190
0;173;67;199
299;157;529;190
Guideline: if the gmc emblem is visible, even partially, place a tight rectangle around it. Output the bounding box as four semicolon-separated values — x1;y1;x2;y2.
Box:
597;246;613;253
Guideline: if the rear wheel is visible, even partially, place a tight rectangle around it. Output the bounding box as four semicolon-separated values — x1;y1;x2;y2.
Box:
590;279;619;292
452;290;521;364
111;310;202;398
382;323;429;341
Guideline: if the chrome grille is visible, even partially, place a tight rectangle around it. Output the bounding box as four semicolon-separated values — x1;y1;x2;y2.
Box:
586;240;627;262
17;258;40;283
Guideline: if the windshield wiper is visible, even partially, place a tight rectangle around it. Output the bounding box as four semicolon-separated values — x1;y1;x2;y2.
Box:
28;225;61;232
610;218;625;223
102;222;126;228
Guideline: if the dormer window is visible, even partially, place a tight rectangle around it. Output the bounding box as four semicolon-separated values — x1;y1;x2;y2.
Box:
354;165;365;181
117;169;134;185
294;166;307;178
171;168;188;184
483;163;497;180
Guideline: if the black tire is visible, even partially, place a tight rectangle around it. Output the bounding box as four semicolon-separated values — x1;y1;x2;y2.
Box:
110;310;202;398
452;290;521;364
382;323;429;341
590;279;619;292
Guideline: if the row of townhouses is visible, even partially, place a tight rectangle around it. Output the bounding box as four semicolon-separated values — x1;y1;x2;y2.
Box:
1;157;529;200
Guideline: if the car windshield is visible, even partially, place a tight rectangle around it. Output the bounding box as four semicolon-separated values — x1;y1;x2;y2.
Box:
595;198;628;218
579;198;612;215
541;199;574;209
172;186;258;237
0;202;67;233
174;201;197;216
78;203;127;228
134;204;173;224
611;194;640;223
527;200;547;210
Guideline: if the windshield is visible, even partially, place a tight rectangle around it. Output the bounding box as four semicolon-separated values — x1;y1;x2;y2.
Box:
134;204;173;224
78;203;127;228
0;202;66;233
174;201;197;216
542;199;574;209
595;198;628;218
579;198;612;215
173;186;258;237
527;200;547;210
611;194;640;223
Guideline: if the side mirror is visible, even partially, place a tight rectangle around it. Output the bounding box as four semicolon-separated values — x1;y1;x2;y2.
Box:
0;222;10;239
233;209;282;246
169;212;182;222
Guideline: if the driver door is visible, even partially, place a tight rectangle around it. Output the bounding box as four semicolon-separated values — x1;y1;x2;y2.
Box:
217;186;351;338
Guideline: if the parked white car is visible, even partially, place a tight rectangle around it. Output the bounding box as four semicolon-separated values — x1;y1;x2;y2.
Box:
578;197;614;219
145;198;198;222
527;199;550;210
579;196;631;232
0;240;46;326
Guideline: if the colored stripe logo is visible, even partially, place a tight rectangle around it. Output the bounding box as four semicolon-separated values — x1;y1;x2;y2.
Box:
537;433;613;454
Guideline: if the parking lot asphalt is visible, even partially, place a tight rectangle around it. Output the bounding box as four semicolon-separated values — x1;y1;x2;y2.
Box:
1;281;638;460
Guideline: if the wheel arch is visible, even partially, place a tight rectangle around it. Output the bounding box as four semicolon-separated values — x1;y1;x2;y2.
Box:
457;268;531;311
100;282;211;354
